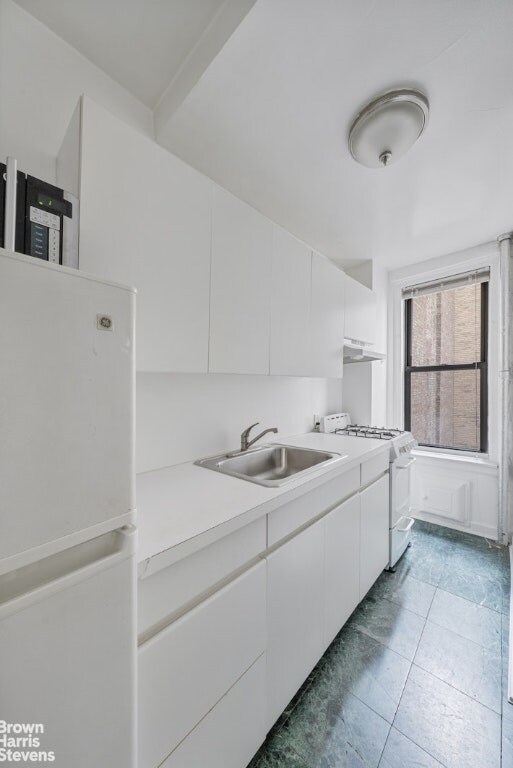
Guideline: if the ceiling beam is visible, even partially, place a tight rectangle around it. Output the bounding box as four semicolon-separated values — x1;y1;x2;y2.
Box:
154;0;257;144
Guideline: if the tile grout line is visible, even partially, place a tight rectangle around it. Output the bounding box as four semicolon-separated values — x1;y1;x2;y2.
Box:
409;659;502;718
375;721;393;767
426;610;502;652
351;594;427;664
414;584;503;717
391;720;450;768
386;613;454;768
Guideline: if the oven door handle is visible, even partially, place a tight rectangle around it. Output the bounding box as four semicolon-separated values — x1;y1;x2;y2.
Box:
397;516;415;533
396;456;416;469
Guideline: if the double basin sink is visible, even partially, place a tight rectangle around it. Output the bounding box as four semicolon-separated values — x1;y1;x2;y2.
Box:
195;444;345;488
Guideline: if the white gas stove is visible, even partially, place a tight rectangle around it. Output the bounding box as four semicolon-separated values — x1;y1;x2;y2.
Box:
315;413;417;569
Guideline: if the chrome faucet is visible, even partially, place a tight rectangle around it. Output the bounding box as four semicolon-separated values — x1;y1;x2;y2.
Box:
240;422;278;451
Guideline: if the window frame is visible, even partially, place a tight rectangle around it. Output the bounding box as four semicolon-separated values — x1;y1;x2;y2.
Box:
403;281;488;453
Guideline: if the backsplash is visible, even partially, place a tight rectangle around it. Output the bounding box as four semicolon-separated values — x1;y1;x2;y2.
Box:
136;372;343;473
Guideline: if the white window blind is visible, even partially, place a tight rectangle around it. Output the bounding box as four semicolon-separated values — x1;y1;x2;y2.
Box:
402;267;490;300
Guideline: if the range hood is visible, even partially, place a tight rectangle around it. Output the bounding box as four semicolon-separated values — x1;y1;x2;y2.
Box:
343;339;386;364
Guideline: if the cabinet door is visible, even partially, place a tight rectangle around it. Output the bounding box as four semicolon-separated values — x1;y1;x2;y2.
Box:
344;274;377;346
270;227;311;375
209;187;273;374
310;252;345;377
324;494;361;646
161;655;266;768
266;520;324;729
359;474;389;599
138;561;266;768
79;97;212;373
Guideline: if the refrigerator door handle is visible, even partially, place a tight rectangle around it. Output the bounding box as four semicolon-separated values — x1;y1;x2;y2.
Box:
4;156;18;252
0;525;136;620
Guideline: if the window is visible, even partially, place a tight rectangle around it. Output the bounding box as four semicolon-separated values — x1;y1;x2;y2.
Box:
403;271;488;452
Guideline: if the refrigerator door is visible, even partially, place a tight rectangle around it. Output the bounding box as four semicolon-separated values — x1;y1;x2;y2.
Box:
0;526;136;768
0;250;135;564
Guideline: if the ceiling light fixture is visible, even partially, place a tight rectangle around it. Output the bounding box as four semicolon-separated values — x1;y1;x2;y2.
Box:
348;88;429;168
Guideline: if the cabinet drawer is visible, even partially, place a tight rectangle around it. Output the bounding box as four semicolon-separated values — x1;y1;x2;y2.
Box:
138;517;266;640
161;655;266;768
138;561;266;768
268;466;360;545
361;451;389;487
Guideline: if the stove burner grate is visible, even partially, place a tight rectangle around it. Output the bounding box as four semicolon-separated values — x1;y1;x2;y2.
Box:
334;425;404;440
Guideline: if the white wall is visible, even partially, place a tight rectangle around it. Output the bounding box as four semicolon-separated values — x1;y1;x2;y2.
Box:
343;261;388;426
341;365;372;425
137;373;343;473
411;452;498;540
0;0;152;185
370;262;388;426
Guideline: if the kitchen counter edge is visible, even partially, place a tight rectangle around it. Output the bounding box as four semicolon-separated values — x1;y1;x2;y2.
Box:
136;433;390;578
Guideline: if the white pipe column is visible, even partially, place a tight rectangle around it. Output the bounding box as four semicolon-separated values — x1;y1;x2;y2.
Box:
498;233;513;544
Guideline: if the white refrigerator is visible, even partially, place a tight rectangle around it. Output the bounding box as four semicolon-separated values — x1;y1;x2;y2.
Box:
0;248;136;767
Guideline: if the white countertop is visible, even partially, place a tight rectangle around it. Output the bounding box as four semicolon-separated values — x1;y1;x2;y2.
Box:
137;432;389;577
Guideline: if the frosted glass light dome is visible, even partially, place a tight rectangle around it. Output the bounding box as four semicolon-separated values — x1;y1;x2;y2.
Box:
348;89;429;168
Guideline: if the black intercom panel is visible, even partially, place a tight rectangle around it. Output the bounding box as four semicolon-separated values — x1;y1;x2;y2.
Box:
0;162;79;267
25;175;74;264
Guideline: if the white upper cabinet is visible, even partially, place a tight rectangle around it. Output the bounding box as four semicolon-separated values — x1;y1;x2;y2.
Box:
310;252;345;378
67;98;353;378
78;97;212;373
270;227;311;376
209;187;273;374
344;274;377;346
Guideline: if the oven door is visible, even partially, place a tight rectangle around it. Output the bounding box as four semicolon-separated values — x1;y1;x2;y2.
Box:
390;454;415;528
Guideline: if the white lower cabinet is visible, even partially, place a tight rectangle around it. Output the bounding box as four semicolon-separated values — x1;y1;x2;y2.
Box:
266;519;325;729
138;561;266;768
137;456;391;768
161;654;267;768
359;474;390;599
267;468;389;733
323;494;361;646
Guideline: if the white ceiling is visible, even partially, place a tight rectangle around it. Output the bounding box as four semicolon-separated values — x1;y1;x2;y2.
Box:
14;0;228;107
14;0;513;270
160;0;513;269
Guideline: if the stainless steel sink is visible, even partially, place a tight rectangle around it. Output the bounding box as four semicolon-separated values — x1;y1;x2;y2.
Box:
195;444;345;487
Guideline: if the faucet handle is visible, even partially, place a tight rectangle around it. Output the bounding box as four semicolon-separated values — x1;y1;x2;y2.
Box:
241;422;259;451
241;422;259;438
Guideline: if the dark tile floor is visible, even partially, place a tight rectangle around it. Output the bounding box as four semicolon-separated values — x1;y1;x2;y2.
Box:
249;520;512;768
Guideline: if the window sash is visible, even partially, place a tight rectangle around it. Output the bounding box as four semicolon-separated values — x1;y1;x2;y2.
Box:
403;281;488;453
